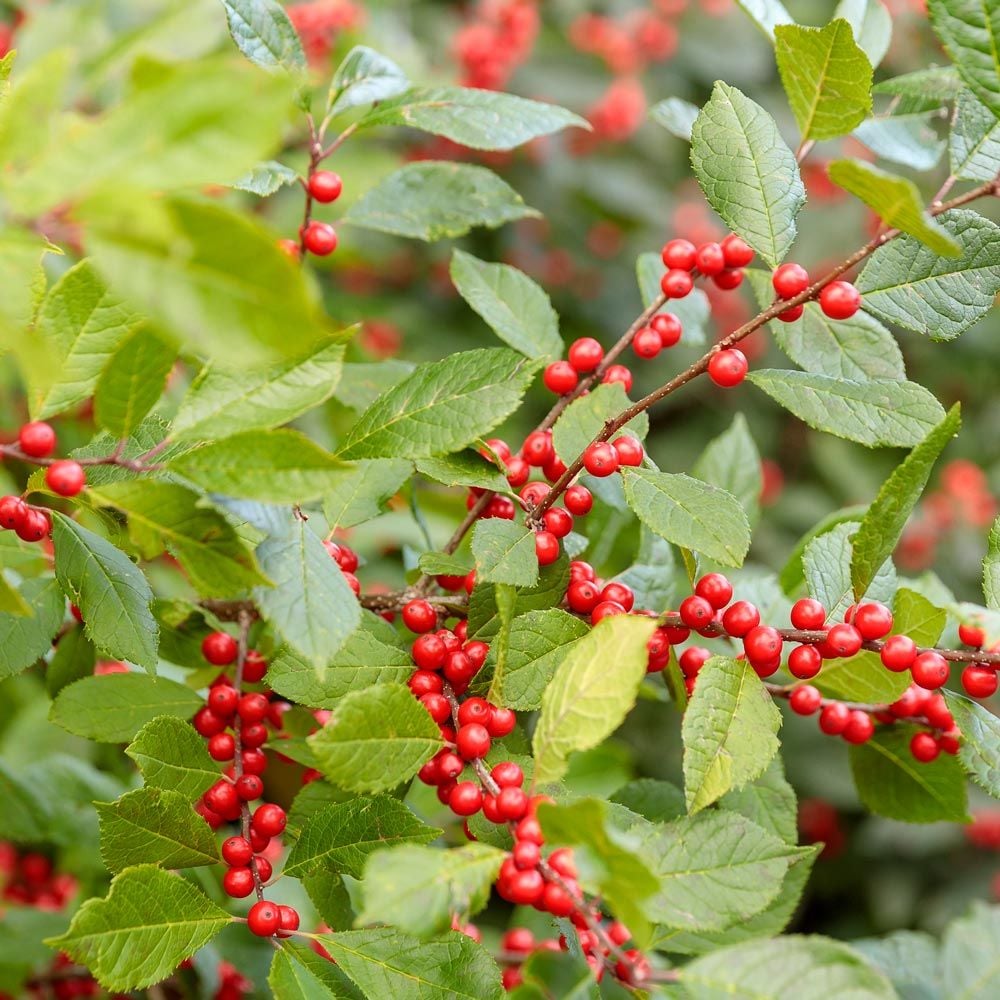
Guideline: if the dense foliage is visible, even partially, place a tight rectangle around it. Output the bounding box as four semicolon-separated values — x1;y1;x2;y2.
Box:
1;0;1000;997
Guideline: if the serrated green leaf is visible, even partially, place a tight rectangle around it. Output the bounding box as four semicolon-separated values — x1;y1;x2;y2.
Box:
551;383;648;464
52;514;158;672
360;87;588;150
857;210;1000;341
126;715;220;801
416;452;509;493
611;779;687;823
269;942;361;1000
343;162;538;242
650;97;699;140
721;757;798;844
775;20;873;141
253;519;361;669
338;348;539;461
873;67;963;100
621;468;751;568
747;369;946;447
692;413;762;529
468;559;570;640
232;159;300;195
835;0;893;65
690;82;804;267
0;576;64;679
985;517;1000;611
942;902;1000;999
46;866;230;992
944;692;1000;799
847;930;942;999
471;519;538;588
532;615;657;785
285;796;441;879
319;458;411;529
308;684;442;793
0;566;31;616
854;113;946;171
682;657;782;813
46;624;97;697
950;90;1000;181
359;844;504;938
928;0;1000;117
96;787;218;874
828;160;960;256
220;0;305;74
328;46;409;118
735;0;794;39
450;250;561;360
50;674;203;743
172;338;345;441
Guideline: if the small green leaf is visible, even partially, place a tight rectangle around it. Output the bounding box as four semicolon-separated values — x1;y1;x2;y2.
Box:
950;90;1000;181
307;684;443;793
125;716;220;801
873;67;962;100
985;517;1000;610
775;20;873;141
46;624;97;697
691;413;762;529
416;453;508;493
835;0;893;65
928;0;1000;117
532;615;657;785
721;757;798;844
0;576;64;679
735;0;794;40
220;0;306;74
650;97;699;140
611;779;686;823
690;81;804;267
46;866;231;993
471;520;538;588
944;692;1000;799
682;657;782;813
343;162;538;242
232;159;300;196
552;383;648;464
854;113;946;171
828;160;960;256
328;46;409;118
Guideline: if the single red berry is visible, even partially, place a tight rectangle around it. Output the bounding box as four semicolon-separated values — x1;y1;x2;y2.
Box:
504;456;530;488
236;775;264;801
202;632;238;666
221;836;254;867
543;361;578;395
788;644;822;679
707;349;748;388
569;560;595;581
842;710;875;744
591;600;626;624
16;509;50;542
650;313;682;347
402;599;437;634
207;733;236;761
600;582;635;611
694;573;732;610
248;828;270;852
790;598;826;630
602;364;633;391
193;707;227;738
207;684;239;717
247;900;281;937
204;781;239;817
456;698;491;728
542;454;566;482
819;281;861;320
679;647;711;677
881;634;917;672
238;692;270;724
924;693;954;729
910;731;940;763
722;600;760;637
695;242;725;276
535;531;560;566
504;868;545;906
456;723;491;760
308;170;343;202
543;508;573;538
632;327;661;359
302;220;337;256
488;707;516;737
18;421;56;458
661;268;694;298
567;579;601;614
243;650;268;683
661;238;697;270
276;904;300;938
567;337;603;373
564;485;593;516
0;495;27;531
611;436;644;467
410;670;442;697
790;685;822;715
412;634;446;671
962;664;998;698
45;460;85;497
449;781;483;816
912;651;949;690
503;928;536;953
744;625;782;663
522;430;554;467
778;304;804;323
443;650;477;686
825;623;862;658
721;233;754;267
583;442;619;477
959;622;986;647
679;595;715;629
497;786;528;821
772;262;810;299
542;882;575;917
492;761;524;787
251;803;287;838
223;867;255;898
713;268;744;290
853;602;893;640
421;693;451;723
818;701;850;735
464;640;489;669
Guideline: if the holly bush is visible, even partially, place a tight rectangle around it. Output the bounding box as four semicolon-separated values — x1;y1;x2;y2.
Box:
1;0;1000;997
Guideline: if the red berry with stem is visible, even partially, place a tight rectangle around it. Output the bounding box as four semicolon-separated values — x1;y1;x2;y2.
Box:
661;238;697;270
45;460;86;497
790;685;822;715
568;337;603;373
308;170;342;202
243;650;268;683
661;268;694;298
402;599;437;634
651;313;682;347
881;634;917;672
544;361;578;395
449;781;483;816
302;221;337;256
564;484;593;515
611;436;644;467
542;882;575;917
583;441;619;477
910;732;939;762
825;623;863;658
721;233;754;267
695;573;733;609
959;622;986;647
202;632;238;666
842;710;875;744
236;775;264;801
788;644;822;679
790;598;826;630
492;761;524;787
251;804;286;838
456;723;491;760
18;421;56;458
772;262;810;298
276;905;300;938
744;625;782;663
522;430;554;466
819;281;861;320
543;508;573;538
722;600;760;637
207;684;238;717
819;701;850;735
602;364;633;391
679;595;714;629
534;531;560;565
632;326;661;359
695;242;725;275
247;900;281;937
912;651;949;689
223;867;255;898
707;348;748;387
962;664;998;698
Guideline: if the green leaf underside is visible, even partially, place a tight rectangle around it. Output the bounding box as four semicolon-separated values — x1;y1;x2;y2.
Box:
220;0;305;74
328;46;409;118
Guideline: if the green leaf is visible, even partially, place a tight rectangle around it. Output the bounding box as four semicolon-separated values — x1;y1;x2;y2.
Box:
942;905;1000;1000
828;160;960;256
852;405;960;597
338;348;540;461
328;46;409;118
621;468;751;568
31;260;143;420
857;210;1000;341
232;159;300;196
735;0;794;40
172;338;345;441
747;369;946;447
0;759;52;842
50;674;204;743
552;383;648;464
950;90;1000;181
650;97;699;140
169;428;348;502
9;59;294;215
307;684;443;793
873;67;963;100
0;576;64;679
46;866;231;993
929;0;1000;117
835;0;893;65
944;692;1000;798
721;757;798;844
691;413;762;529
284;796;441;879
775;20;873;141
318;928;503;1000
220;0;305;74
637;811;799;931
681;935;897;999
46;624;97;696
690;82;804;267
985;518;1000;610
125;715;220;801
80;193;333;367
253;519;361;669
611;779;687;823
681;657;782;813
360;88;588;150
359;844;504;938
450;250;561;360
487;608;589;710
532;615;657;785
52;514;158;672
615;529;676;615
850;724;969;822
854;113;946;171
323;459;411;529
468;559;571;640
471;520;538;588
416;453;509;493
96;787;218;874
343;162;538;242
269;941;362;999
849;930;942;999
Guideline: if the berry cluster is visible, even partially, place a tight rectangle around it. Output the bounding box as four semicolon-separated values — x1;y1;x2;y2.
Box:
569;6;678;74
0;842;76;911
286;0;362;66
452;0;539;90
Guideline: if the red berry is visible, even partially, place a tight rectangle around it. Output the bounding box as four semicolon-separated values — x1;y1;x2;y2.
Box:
497;786;528;821
308;170;342;202
449;781;483;816
568;337;603;373
412;634;446;670
853;602;893;640
567;579;601;614
679;647;710;677
504;456;530;488
695;242;725;276
464;640;489;669
251;804;286;838
504;868;545;905
456;723;491;760
778;304;804;322
819;281;861;320
247;900;281;937
483;439;511;462
204;781;239;817
825;623;862;658
962;664;998;698
602;364;633;391
591;600;626;624
818;701;850;735
202;632;238;666
744;625;782;663
402;600;437;634
45;460;86;497
722;600;760;637
193;707;227;738
569;560;596;581
547;847;577;877
661;268;694;298
238;692;270;724
788;644;822;679
632;327;662;359
772;262;810;299
600;582;635;611
790;685;822;715
910;732;940;763
959;622;986;647
583;441;619;477
522;430;554;467
842;710;874;744
881;634;917;672
223;867;255;898
18;421;56;458
16;509;49;542
695;573;733;610
243;650;268;683
611;436;644;467
650;313;682;347
208;684;239;717
535;531;560;566
564;485;593;516
713;268;744;290
492;761;524;787
679;595;715;629
707;348;748;388
503;928;536;953
277;904;300;938
721;234;754;267
488;707;516;737
924;693;954;729
790;598;826;630
661;238;697;270
0;495;27;530
542;882;575;916
544;361;578;395
207;733;236;761
912;651;949;690
302;221;337;256
421;693;451;723
236;775;263;801
543;508;573;538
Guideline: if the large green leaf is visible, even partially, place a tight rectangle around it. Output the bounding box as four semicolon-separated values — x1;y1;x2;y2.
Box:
650;97;700;141
532;615;657;785
721;757;798;844
323;459;412;530
220;0;305;74
857;210;1000;341
928;0;1000;117
307;684;443;793
950;90;1000;181
328;46;409;118
682;657;782;813
46;866;230;993
96;787;218;874
828;160;960;256
471;520;538;588
52;514;158;672
986;517;1000;610
0;577;64;679
944;692;1000;799
338;348;539;460
450;250;562;360
775;20;873;141
468;559;571;641
269;942;362;999
360;87;588;150
621;468;751;568
691;413;762;529
125;715;219;801
747;369;946;447
690;82;804;267
942;903;1000;999
343;162;538;241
